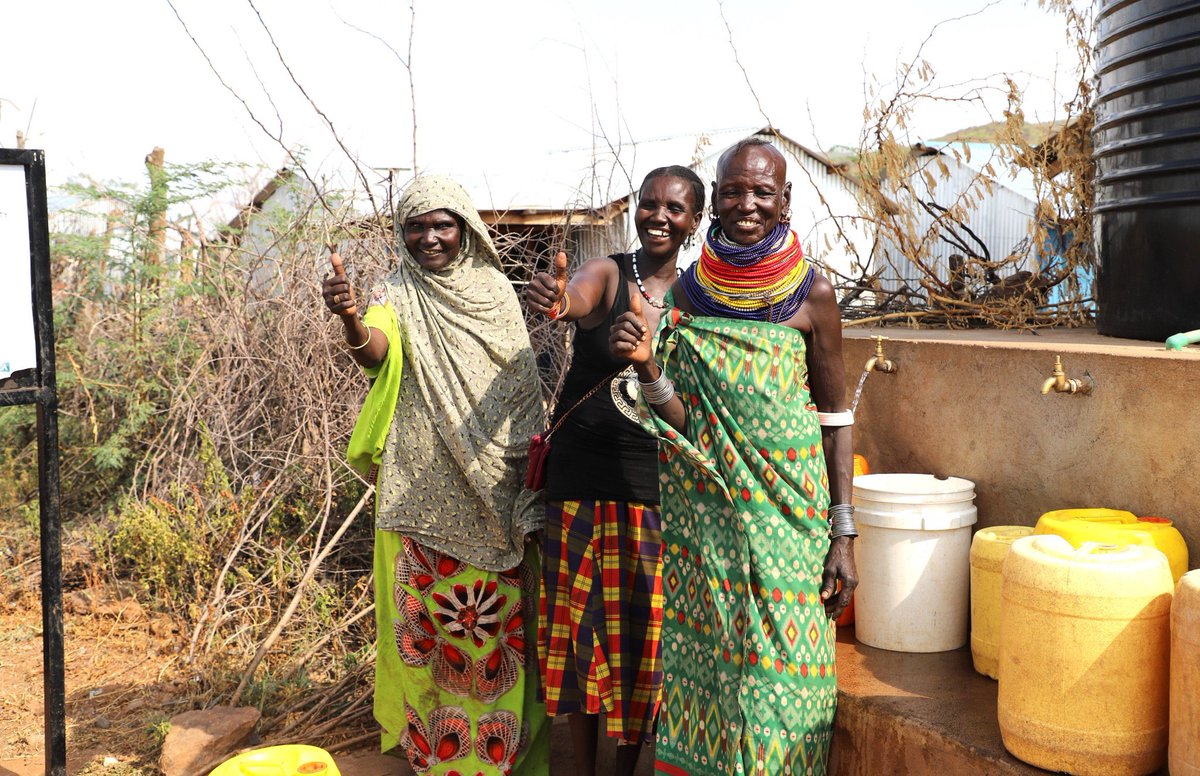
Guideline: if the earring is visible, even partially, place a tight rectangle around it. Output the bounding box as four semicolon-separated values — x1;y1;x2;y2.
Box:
683;232;696;250
708;206;719;223
780;209;792;225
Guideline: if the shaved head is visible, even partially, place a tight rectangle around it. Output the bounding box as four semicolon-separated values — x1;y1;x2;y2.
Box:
711;137;792;245
715;137;787;183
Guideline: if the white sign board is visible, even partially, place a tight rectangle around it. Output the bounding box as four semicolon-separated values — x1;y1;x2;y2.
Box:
0;164;36;379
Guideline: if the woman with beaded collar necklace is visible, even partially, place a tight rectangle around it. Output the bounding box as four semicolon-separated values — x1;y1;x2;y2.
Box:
610;137;857;776
525;165;704;776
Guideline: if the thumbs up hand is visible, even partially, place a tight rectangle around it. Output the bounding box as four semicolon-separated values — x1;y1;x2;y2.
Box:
553;249;568;289
323;252;358;318
609;285;653;366
526;250;569;317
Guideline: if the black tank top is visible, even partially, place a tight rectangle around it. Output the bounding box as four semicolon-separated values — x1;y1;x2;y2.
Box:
544;254;660;503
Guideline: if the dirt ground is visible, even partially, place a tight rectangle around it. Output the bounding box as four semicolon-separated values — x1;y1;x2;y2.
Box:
0;579;426;776
0;580;194;775
0;576;635;776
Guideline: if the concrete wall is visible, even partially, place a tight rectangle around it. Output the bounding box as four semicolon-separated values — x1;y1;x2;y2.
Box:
842;327;1199;571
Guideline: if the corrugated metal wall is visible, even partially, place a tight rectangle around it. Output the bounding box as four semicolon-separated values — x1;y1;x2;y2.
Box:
569;221;627;267
872;152;1036;295
773;137;876;285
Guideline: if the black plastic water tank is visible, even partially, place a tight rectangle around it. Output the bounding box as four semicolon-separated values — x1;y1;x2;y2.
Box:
1094;0;1200;340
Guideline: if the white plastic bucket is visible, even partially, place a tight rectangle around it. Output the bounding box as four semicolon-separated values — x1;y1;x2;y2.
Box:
852;473;978;652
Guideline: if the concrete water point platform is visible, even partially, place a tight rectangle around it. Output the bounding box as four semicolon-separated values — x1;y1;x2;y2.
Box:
335;625;1167;775
829;626;1168;776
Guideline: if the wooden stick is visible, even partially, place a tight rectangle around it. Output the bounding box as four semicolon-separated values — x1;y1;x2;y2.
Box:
230;485;374;706
844;310;935;327
326;728;382;753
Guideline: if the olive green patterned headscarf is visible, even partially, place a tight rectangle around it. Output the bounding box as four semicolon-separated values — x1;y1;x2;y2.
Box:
374;175;544;571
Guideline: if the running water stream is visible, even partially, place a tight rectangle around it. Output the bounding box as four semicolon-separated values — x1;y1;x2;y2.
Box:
851;369;871;413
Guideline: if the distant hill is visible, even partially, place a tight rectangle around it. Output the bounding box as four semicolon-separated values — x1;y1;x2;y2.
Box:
933;120;1066;145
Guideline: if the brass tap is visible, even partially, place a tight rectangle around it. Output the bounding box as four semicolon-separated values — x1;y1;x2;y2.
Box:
1040;355;1093;395
865;335;897;374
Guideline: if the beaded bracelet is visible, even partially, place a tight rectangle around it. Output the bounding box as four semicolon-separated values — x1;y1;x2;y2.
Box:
828;503;858;539
547;291;572;321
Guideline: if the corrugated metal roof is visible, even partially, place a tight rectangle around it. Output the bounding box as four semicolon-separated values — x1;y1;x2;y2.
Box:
227;126;857;224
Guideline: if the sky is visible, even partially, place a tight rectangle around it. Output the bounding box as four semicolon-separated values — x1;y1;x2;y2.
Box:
0;0;1085;373
0;0;1084;205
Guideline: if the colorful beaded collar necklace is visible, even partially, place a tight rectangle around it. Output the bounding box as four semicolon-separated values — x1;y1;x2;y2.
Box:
679;222;815;323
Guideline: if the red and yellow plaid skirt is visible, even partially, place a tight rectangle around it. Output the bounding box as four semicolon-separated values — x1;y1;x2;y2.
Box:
538;500;664;743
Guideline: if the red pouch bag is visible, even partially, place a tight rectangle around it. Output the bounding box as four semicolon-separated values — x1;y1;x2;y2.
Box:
525;432;551;491
524;369;622;492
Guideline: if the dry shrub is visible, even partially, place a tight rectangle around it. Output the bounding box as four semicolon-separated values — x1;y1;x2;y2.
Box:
839;0;1096;329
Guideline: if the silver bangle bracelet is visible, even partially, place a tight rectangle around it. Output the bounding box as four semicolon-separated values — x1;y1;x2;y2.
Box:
828;503;858;538
639;365;675;405
830;519;858;539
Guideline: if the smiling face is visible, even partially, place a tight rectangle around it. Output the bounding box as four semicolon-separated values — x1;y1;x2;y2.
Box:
403;209;463;271
712;143;792;246
635;175;703;261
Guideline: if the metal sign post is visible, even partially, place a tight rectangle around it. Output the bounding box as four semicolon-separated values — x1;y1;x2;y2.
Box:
0;148;65;776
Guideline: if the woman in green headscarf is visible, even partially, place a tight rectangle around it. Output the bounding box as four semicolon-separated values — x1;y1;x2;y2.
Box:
322;175;549;775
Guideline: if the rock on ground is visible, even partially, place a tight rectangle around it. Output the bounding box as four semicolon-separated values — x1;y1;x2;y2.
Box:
159;705;260;776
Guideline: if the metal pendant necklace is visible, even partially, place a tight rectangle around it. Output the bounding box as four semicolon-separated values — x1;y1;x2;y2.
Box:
631;250;681;310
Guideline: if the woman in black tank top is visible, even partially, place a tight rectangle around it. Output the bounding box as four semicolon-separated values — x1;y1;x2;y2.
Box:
524;166;705;776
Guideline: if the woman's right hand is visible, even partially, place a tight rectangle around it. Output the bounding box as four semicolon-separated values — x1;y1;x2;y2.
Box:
609;289;653;366
323;253;358;318
525;250;568;315
322;252;387;367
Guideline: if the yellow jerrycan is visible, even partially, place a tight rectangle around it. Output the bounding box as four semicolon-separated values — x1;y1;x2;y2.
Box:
998;535;1172;775
1133;516;1189;582
1033;507;1137;538
1172;570;1200;776
209;744;340;776
1034;508;1189;582
968;525;1033;679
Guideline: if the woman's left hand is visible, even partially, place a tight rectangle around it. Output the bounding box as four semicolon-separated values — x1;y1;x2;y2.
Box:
820;536;857;620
